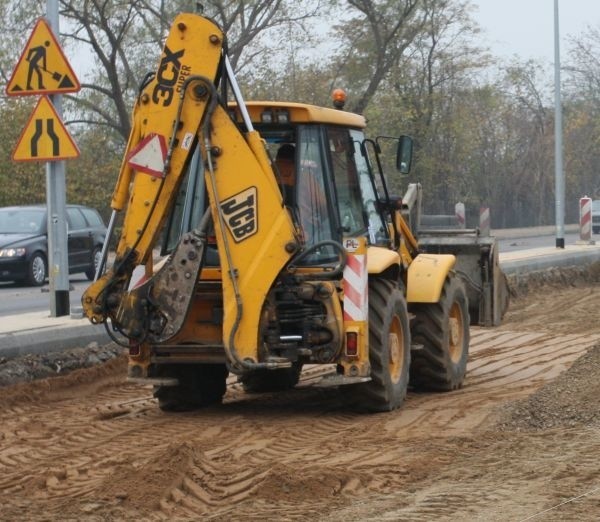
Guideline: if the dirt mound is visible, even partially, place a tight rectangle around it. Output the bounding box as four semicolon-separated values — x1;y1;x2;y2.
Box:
495;343;600;431
0;352;126;409
0;341;125;389
507;260;600;298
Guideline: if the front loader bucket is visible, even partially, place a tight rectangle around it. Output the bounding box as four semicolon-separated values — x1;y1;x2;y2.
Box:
417;229;509;326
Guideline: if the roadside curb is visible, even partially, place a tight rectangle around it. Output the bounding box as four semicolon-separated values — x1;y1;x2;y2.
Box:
492;223;579;239
0;321;109;360
500;245;600;275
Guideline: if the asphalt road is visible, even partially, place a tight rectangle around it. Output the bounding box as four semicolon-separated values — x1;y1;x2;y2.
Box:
496;231;582;251
0;273;91;318
0;230;587;318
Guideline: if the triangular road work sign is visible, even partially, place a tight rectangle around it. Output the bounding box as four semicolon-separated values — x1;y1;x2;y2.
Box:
13;95;80;161
6;18;80;96
127;133;168;178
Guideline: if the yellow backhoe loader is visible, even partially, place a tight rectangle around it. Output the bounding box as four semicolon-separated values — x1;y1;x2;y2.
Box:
82;12;508;412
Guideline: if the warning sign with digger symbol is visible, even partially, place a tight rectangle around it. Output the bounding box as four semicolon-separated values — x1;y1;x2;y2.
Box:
6;18;80;96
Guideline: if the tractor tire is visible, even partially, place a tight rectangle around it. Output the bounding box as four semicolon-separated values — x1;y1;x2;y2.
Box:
239;363;302;393
154;364;228;412
409;276;470;391
348;279;410;412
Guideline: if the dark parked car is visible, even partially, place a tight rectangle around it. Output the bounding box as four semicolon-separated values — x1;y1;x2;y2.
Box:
0;204;107;286
593;199;600;235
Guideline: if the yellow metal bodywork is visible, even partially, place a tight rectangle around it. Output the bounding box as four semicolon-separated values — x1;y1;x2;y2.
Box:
82;12;481;387
406;254;456;303
396;212;419;268
231;101;367;128
82;13;297;367
114;15;224;252
204;107;296;363
366;246;401;275
83;14;226;324
339;237;370;377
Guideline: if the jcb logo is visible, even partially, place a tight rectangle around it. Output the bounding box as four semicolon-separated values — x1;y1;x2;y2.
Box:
221;187;258;242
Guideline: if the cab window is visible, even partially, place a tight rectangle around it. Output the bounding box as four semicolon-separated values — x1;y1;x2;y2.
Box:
326;127;387;244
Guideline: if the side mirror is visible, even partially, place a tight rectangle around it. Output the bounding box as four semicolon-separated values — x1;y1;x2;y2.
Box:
396;135;413;174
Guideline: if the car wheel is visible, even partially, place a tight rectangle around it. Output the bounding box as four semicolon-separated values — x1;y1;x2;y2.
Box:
85;246;103;281
27;252;47;286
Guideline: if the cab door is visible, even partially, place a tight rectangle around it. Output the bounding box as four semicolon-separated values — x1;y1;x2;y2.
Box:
323;126;387;245
66;207;93;272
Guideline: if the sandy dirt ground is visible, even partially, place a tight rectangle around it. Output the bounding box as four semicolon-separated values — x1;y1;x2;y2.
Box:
1;274;599;521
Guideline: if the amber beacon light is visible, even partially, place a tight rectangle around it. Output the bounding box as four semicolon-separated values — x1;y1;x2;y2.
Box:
332;88;347;109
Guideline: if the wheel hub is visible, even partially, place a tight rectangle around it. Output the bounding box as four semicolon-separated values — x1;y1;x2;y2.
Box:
449;317;460;346
389;333;400;364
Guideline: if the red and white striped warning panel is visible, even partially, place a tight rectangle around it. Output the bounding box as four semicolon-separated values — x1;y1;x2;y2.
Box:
343;253;367;321
580;196;592;241
127;133;167;178
479;206;490;236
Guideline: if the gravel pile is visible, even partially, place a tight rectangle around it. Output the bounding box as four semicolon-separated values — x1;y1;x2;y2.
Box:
496;343;600;431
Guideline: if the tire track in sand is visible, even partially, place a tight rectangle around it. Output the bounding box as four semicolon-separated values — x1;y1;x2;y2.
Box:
0;325;598;520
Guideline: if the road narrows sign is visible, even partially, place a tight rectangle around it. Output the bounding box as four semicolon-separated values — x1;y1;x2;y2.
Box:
13;95;80;161
6;17;80;96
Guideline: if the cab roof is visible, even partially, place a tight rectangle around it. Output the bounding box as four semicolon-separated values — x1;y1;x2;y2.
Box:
228;101;366;129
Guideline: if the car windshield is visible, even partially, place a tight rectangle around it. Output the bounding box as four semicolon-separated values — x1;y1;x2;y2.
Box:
592;200;600;211
0;208;45;234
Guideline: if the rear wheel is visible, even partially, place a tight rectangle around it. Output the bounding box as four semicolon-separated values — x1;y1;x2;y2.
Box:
239;363;302;393
154;364;228;412
409;276;470;391
27;252;47;286
349;279;410;412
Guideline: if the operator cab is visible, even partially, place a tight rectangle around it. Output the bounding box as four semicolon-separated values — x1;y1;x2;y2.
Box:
162;101;410;266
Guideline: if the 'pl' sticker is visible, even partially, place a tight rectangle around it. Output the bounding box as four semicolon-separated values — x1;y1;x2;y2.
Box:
344;238;360;252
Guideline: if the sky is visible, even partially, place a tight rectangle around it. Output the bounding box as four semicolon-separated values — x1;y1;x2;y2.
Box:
470;0;600;63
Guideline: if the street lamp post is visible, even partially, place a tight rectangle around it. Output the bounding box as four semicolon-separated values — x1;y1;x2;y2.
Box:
554;0;565;249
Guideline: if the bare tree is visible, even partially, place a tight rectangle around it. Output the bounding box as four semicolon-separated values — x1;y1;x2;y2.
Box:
331;0;424;114
52;0;322;141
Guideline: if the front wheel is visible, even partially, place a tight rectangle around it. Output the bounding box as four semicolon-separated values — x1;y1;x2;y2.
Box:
85;246;103;281
348;279;410;412
409;276;470;391
27;252;47;286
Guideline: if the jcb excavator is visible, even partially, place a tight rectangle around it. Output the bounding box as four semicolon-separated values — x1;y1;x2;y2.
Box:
82;12;508;412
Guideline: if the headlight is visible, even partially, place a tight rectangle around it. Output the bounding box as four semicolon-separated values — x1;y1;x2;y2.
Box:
0;248;27;258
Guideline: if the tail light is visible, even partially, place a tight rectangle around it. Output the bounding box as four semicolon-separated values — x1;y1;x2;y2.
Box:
345;331;358;357
129;342;140;356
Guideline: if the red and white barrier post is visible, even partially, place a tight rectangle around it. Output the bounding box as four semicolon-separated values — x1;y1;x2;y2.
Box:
455;202;466;229
579;196;593;243
479;206;490;236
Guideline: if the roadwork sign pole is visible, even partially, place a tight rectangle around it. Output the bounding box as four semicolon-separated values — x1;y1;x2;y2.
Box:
46;0;69;316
